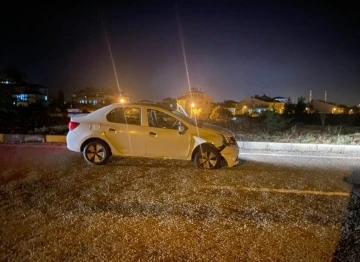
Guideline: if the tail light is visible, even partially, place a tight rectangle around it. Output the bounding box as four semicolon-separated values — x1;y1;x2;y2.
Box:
68;121;80;131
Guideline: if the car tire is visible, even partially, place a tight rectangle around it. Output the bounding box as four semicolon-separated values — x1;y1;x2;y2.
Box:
83;140;111;165
193;144;221;169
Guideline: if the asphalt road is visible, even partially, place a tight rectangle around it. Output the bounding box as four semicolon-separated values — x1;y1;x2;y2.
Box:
242;149;360;261
0;143;359;261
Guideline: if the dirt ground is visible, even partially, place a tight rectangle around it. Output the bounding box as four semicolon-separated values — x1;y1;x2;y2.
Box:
0;144;358;261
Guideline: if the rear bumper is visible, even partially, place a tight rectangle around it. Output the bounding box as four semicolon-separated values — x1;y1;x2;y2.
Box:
66;131;82;152
220;144;240;167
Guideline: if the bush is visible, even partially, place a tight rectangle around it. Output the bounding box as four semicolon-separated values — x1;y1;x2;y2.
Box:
32;125;68;135
0;109;69;134
210;106;233;121
262;111;290;134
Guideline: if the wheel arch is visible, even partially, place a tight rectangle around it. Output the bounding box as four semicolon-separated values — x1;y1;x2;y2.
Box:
191;142;218;161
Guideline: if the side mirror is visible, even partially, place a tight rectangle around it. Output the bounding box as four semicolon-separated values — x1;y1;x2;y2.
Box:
178;122;187;134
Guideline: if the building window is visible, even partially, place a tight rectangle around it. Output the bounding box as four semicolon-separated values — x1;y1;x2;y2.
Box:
16;94;28;101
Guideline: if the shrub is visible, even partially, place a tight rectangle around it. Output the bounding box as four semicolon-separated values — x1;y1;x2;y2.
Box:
210;106;232;121
210;106;233;121
263;111;290;134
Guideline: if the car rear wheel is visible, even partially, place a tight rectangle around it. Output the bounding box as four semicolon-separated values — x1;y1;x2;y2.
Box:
83;140;110;165
194;144;221;169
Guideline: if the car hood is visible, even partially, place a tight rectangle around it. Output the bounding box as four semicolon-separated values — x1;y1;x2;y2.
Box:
200;123;234;137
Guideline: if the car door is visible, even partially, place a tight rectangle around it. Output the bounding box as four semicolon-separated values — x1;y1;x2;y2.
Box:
146;109;191;159
104;106;146;156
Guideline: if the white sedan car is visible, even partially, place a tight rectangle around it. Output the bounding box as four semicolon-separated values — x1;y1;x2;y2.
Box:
67;103;239;169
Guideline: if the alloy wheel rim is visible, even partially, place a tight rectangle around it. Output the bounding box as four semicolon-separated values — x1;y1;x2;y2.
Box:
199;151;217;169
86;144;105;163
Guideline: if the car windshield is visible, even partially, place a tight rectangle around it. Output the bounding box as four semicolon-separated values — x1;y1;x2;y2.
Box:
172;110;201;127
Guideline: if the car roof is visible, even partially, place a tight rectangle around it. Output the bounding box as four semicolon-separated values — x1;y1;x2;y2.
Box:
111;102;174;111
85;103;174;118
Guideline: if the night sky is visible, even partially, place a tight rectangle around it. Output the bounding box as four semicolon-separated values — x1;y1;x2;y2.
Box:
1;1;359;105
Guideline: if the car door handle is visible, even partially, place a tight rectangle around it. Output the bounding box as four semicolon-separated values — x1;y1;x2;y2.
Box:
149;132;157;137
108;128;116;133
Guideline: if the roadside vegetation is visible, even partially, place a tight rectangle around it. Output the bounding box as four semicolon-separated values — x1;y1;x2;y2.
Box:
0;97;360;144
234;122;360;145
206;98;360;145
0;108;68;134
206;115;360;145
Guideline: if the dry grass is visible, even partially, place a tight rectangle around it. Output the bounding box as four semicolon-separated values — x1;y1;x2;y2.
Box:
236;128;360;145
0;147;354;261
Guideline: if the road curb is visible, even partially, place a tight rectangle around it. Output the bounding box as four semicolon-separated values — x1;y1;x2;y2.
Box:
237;141;360;153
0;134;66;143
1;134;360;153
45;135;66;143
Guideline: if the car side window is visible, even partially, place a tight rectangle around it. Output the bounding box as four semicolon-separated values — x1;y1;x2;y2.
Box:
147;109;178;129
106;107;141;126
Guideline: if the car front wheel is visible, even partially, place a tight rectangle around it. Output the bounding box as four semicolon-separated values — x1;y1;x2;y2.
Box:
83;140;110;165
194;144;221;169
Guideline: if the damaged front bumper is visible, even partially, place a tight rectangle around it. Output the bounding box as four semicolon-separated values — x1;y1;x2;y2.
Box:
220;144;240;167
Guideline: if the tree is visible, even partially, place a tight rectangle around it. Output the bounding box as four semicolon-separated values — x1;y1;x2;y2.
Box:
294;96;307;121
222;100;237;108
263;111;290;134
210;106;233;121
0;87;15;112
191;107;202;118
57;90;65;104
317;112;327;127
295;97;306;115
283;97;295;116
0;66;28;83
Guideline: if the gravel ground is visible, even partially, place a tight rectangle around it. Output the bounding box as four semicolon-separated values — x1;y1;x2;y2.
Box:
0;144;359;261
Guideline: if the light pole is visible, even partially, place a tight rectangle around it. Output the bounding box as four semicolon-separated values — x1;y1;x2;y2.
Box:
191;103;195;118
243;105;247;115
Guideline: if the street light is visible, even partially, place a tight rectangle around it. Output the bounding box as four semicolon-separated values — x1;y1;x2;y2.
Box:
243;105;247;114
